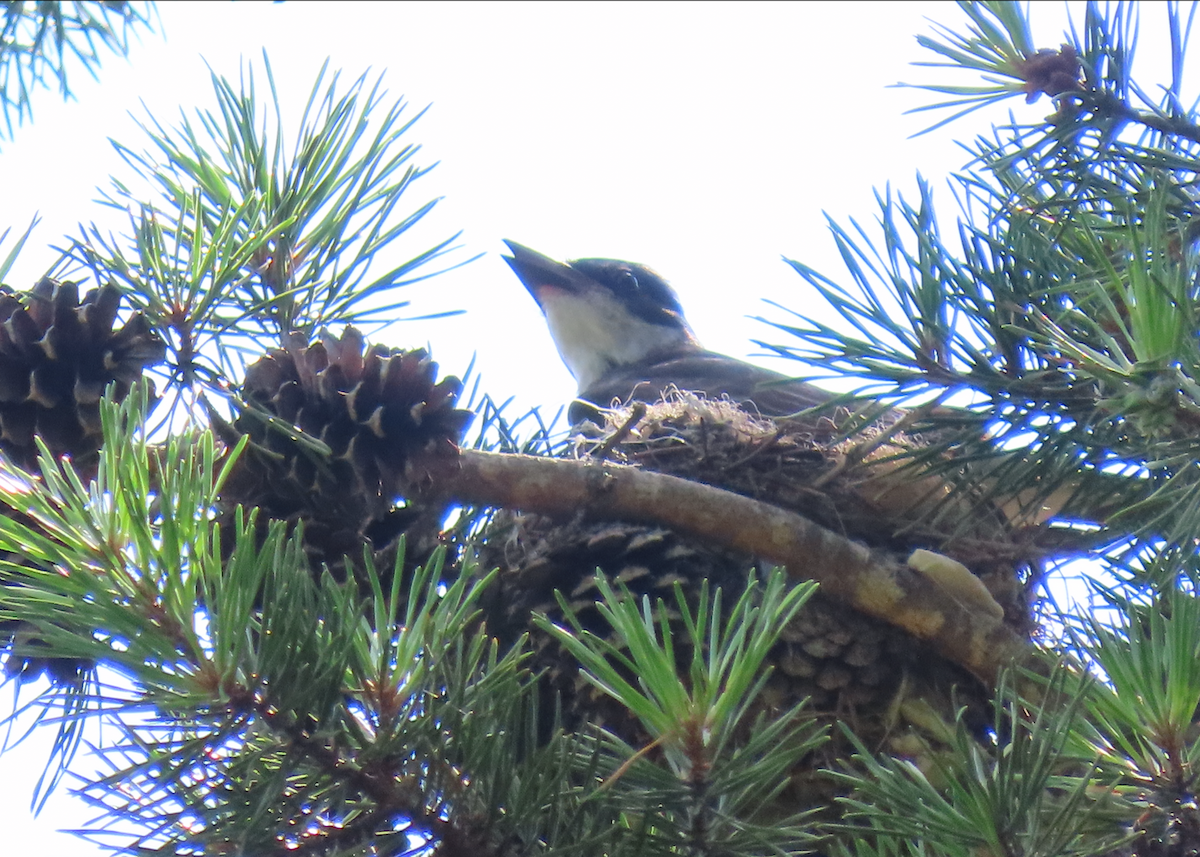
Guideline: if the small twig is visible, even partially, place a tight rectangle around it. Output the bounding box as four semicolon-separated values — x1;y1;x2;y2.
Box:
601;733;666;790
1088;88;1200;146
812;394;947;490
244;695;457;854
592;402;646;463
718;426;784;473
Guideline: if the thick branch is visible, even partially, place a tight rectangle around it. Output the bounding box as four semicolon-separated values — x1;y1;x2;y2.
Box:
417;449;1031;684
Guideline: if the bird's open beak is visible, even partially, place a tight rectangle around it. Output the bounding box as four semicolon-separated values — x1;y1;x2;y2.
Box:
502;240;596;306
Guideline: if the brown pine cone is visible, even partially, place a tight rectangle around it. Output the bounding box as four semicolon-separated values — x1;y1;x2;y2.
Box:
214;327;473;578
0;277;164;474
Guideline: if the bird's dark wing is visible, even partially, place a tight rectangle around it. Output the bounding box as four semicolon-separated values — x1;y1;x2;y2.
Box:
572;350;836;422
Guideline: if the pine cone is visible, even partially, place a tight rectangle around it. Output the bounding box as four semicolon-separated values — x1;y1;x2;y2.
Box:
215;327;473;576
0;277;164;474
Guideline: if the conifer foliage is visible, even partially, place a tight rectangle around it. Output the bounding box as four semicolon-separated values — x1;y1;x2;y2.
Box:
2;3;1200;857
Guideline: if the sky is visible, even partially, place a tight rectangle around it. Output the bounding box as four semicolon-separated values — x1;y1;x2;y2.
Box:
0;1;1182;853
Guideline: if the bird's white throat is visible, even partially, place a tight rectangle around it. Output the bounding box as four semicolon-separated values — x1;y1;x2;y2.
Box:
538;287;696;392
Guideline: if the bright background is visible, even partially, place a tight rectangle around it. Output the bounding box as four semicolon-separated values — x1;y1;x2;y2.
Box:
0;1;1178;853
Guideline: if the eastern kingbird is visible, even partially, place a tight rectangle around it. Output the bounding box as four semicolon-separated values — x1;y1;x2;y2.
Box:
502;241;833;422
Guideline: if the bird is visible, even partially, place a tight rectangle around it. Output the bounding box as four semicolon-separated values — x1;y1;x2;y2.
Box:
501;240;838;424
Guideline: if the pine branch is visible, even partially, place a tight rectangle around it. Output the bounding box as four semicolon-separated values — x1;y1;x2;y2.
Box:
63;55;473;426
224;685;459;857
0;1;158;143
418;448;1030;684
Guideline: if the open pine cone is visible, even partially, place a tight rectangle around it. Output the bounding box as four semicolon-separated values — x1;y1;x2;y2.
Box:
214;327;473;577
0;277;164;473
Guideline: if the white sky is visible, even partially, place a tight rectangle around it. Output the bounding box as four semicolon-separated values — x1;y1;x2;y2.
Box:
0;1;1182;853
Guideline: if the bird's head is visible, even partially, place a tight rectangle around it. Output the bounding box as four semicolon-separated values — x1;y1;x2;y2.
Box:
502;240;702;392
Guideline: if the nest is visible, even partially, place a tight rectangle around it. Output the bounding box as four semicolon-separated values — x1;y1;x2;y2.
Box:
580;393;1037;621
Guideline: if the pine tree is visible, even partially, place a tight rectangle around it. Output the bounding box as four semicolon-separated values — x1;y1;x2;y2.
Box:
2;2;1199;856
